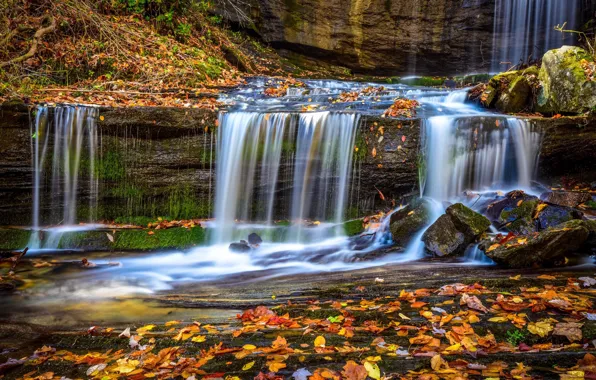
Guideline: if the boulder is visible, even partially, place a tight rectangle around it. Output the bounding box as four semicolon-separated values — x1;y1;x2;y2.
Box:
446;203;491;237
540;191;592;208
248;233;263;246
536;46;596;114
389;199;431;246
422;203;490;257
496;198;539;235
422;214;466;257
534;204;583;231
495;75;531;113
485;190;538;221
229;242;251;252
484;220;591;268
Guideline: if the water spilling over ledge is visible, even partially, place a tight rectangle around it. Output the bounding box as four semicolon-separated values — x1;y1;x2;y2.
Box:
0;77;595;293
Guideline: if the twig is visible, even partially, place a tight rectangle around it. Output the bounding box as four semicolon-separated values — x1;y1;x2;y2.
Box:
9;247;28;272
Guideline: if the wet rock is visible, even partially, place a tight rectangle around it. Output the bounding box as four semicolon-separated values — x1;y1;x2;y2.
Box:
540;191;592;208
485;190;538;221
422;203;490;257
497;198;539;235
229;242;251;253
422;214;466;257
495;75;531;113
534;204;583;231
537;46;596;114
248;233;263;246
484;220;591;268
389;199;431;246
446;203;491;238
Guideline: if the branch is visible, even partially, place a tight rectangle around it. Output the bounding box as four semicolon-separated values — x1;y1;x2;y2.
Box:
0;16;56;68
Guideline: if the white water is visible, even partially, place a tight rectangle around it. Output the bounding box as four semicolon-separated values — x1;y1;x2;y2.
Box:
421;116;542;201
29;105;99;249
492;0;579;71
212;111;358;244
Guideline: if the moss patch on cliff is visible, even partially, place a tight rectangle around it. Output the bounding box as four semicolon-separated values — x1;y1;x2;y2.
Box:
0;229;31;250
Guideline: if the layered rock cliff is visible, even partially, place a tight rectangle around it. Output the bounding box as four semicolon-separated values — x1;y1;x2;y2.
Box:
242;0;496;75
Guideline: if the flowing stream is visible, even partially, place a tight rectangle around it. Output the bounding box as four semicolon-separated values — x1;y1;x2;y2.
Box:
21;78;546;294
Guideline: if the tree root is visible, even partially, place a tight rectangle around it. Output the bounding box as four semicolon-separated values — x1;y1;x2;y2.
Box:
0;16;56;68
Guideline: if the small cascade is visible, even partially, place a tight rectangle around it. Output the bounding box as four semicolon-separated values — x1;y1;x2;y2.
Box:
29;105;99;249
212;111;359;244
492;0;579;71
421;116;542;201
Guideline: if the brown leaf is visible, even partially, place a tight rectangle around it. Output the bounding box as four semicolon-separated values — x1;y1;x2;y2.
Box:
553;322;583;342
342;360;367;380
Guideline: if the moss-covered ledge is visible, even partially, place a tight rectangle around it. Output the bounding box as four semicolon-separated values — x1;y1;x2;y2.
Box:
0;226;206;252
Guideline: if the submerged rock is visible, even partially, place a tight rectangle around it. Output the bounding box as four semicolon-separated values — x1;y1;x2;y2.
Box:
229;242;251;253
389;199;431;246
422;203;490;257
484;220;591;268
537;46;596;114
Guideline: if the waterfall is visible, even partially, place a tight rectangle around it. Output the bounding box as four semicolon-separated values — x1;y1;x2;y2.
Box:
29;105;99;249
212;111;359;244
492;0;579;72
421;116;542;201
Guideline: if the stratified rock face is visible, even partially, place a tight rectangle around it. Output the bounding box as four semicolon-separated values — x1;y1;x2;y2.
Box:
249;0;495;75
485;220;591;268
537;46;596;114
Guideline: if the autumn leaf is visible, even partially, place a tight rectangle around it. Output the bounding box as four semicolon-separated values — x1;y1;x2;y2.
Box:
553;322;583;342
460;293;489;313
371;147;377;158
242;361;255;371
431;354;449;371
268;361;286;372
527;320;554;337
342;361;367;380
363;361;380;380
314;335;326;347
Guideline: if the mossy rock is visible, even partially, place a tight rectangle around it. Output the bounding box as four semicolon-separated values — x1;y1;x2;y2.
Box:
389;199;431;246
485;220;590;268
56;227;205;251
343;219;365;236
0;229;31;250
421;214;466;257
446;203;491;237
499;199;539;235
537;46;596;114
495;75;531;113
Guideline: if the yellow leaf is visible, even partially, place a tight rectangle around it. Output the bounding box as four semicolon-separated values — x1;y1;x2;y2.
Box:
445;343;461;352
243;344;256;350
431;354;448;371
487;244;500;252
537;275;557;280
137;324;156;334
364;362;380;380
191;335;206;343
314;335;326;347
99;115;105;121
365;356;382;362
528;320;554;337
164;320;180;327
488;317;508;323
268;362;286;372
509;274;521;280
242;361;255;370
468;314;480;323
398;313;411;320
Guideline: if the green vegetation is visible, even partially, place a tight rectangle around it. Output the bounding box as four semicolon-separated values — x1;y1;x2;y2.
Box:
506;329;527;346
113;227;205;250
0;229;30;250
343;219;364;236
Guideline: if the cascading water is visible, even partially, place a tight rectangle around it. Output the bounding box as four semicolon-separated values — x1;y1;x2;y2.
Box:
29;105;99;249
421;116;542;201
212;111;359;244
492;0;579;72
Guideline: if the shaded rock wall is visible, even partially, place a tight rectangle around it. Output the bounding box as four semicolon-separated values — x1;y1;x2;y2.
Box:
247;0;495;75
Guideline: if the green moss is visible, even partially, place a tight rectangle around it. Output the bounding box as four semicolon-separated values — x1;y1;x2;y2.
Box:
343;219;364;236
500;199;538;234
96;150;126;180
353;131;367;161
397;77;446;87
0;229;31;250
112;227;205;250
